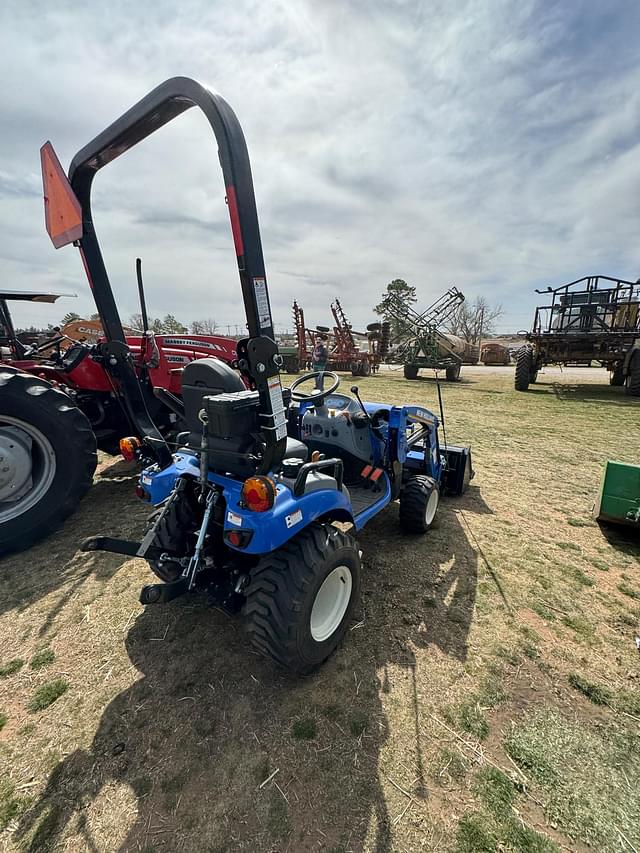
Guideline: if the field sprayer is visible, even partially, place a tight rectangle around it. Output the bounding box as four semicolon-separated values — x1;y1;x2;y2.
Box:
384;287;467;381
0;169;239;555
515;275;640;394
41;76;473;672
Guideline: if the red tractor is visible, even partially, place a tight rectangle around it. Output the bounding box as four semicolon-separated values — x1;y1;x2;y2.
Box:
0;227;239;555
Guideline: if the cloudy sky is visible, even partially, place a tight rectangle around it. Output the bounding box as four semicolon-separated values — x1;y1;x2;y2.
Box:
1;0;639;335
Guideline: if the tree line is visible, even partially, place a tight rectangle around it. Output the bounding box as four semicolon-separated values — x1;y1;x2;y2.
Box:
52;312;220;335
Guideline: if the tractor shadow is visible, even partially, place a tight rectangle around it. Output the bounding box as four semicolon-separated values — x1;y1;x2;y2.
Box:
528;382;640;406
403;374;476;387
14;495;481;852
360;498;480;666
15;599;395;852
0;457;146;619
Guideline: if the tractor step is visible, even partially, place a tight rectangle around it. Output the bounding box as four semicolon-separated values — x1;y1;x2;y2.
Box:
140;577;189;605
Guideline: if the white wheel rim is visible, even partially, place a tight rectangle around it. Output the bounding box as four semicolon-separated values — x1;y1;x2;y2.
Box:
310;565;353;642
0;417;56;523
425;489;439;526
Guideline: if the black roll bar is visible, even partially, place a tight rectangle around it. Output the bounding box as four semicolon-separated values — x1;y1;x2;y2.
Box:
65;77;287;473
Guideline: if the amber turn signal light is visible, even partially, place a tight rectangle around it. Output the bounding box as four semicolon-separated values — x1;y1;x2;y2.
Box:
119;436;141;462
241;476;276;512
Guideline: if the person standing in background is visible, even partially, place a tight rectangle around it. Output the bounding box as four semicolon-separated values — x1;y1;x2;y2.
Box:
312;334;328;391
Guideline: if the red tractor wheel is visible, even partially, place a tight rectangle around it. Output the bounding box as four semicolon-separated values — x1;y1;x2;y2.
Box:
0;369;97;554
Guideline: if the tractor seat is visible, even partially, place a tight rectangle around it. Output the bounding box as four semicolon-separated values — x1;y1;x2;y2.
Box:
181;358;308;476
285;437;308;462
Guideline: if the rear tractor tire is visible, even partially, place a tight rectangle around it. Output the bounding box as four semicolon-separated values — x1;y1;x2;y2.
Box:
445;363;461;382
244;523;361;674
399;475;440;533
0;369;97;555
404;364;419;380
626;352;640;397
515;346;535;391
144;493;198;582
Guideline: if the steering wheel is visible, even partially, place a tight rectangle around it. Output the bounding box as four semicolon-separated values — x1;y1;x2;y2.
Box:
61;342;91;372
289;370;340;404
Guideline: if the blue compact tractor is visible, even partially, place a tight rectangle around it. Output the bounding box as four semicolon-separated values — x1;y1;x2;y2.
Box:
44;77;473;673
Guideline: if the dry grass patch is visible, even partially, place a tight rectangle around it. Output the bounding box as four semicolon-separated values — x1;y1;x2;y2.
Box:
505;708;640;850
0;367;638;851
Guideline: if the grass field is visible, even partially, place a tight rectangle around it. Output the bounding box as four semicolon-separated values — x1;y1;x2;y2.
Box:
1;365;639;852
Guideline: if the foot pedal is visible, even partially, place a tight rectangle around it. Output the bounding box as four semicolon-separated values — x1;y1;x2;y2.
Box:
359;465;384;491
140;577;189;605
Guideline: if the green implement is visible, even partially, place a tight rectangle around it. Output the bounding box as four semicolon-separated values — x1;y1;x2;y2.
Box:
594;460;640;527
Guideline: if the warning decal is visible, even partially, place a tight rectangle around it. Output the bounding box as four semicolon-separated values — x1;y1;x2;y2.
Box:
267;375;288;441
253;278;272;330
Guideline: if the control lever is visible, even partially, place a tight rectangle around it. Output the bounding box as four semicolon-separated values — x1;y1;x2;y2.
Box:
350;385;372;422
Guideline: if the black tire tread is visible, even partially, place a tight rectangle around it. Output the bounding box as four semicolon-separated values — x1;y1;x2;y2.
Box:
144;496;195;582
626;353;640;396
399;475;438;533
244;523;359;673
404;364;419;380
610;364;625;386
445;363;461;382
0;368;97;554
514;347;532;391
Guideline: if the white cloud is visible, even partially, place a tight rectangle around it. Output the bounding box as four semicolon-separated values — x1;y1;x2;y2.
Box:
1;0;639;334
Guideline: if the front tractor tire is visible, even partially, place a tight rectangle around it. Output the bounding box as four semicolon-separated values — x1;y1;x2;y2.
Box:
244;523;361;674
515;346;535;391
399;475;440;533
0;369;97;555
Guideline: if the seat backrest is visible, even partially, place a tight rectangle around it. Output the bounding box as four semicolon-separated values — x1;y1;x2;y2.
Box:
181;357;261;477
182;358;244;430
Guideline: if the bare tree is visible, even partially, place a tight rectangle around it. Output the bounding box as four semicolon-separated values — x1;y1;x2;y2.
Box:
447;296;503;344
191;318;219;334
127;313;147;331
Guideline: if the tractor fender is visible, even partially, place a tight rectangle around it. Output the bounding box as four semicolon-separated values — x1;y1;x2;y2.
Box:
222;479;353;555
221;478;353;554
138;452;355;555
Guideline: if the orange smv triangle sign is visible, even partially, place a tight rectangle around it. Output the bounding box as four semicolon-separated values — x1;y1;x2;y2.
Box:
40;141;83;249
